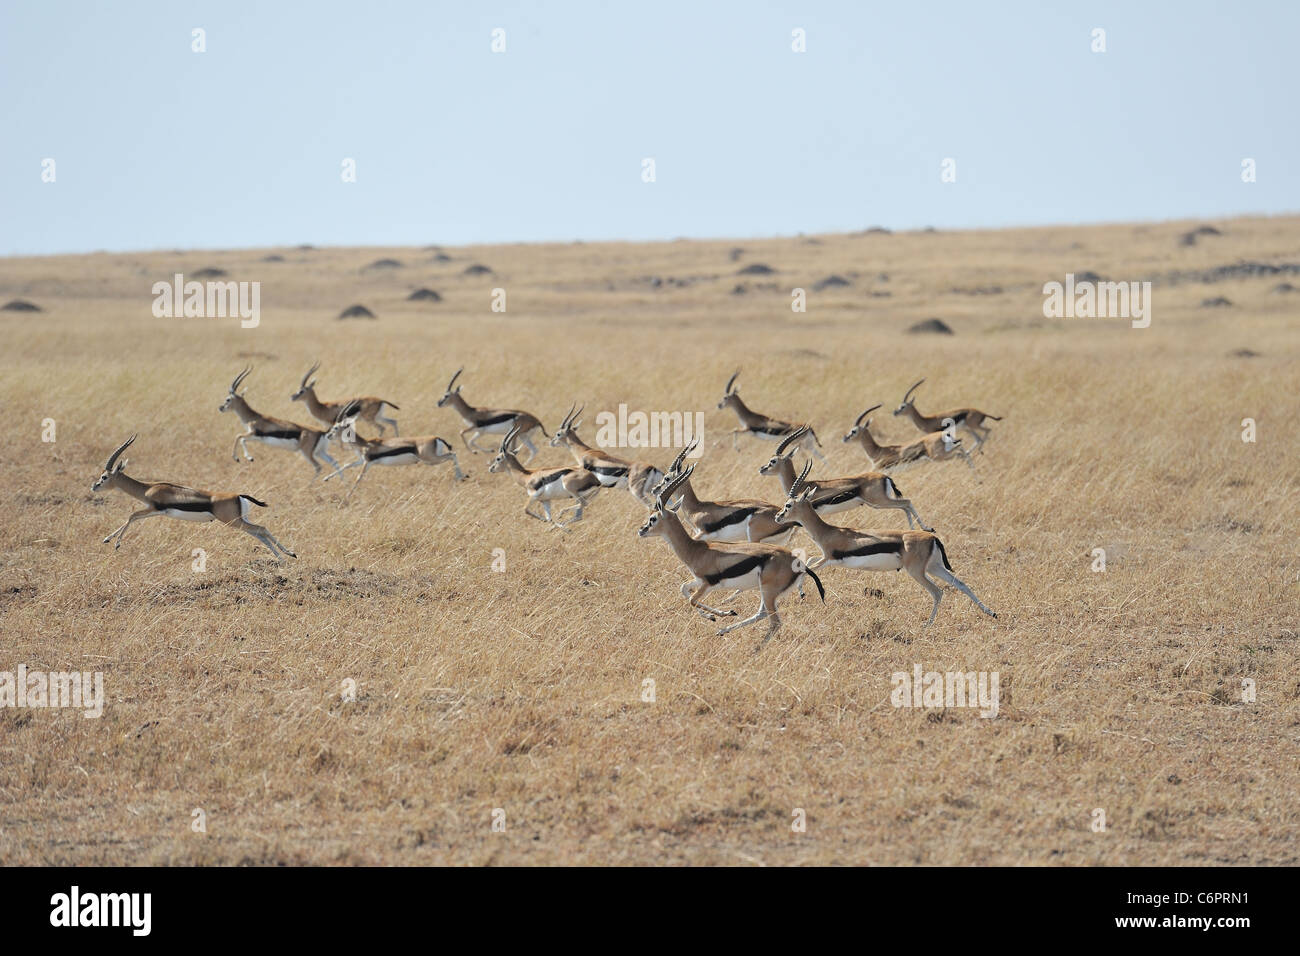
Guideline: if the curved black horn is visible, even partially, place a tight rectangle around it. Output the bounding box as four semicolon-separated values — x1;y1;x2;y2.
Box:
103;434;136;471
775;424;808;456
447;367;464;391
656;464;695;510
299;360;321;389
790;459;814;496
854;404;882;428
500;424;522;453
230;366;251;392
724;370;740;394
903;378;925;401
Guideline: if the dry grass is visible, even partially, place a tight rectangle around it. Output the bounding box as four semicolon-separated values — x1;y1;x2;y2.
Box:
0;217;1297;865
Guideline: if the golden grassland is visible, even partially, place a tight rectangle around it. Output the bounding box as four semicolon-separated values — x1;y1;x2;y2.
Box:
0;216;1297;865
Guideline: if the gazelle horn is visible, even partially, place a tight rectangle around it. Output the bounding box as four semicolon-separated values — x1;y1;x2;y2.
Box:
903;379;925;402
724;370;740;394
299;360;321;389
447;367;464;391
656;464;695;510
789;459;814;496
104;434;136;471
854;404;882;428
775;424;809;456
230;367;251;393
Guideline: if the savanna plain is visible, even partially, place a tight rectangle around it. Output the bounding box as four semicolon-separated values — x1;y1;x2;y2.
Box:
0;217;1296;865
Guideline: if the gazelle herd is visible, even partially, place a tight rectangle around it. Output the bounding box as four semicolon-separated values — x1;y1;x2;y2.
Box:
92;366;1003;645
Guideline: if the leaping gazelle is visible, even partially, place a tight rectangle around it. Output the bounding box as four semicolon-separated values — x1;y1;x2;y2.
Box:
488;426;601;529
219;367;339;476
639;465;824;644
842;405;972;470
893;379;1001;449
323;400;466;503
291;361;401;436
654;441;797;546
758;425;932;531
717;370;826;461
776;461;995;625
92;435;296;561
550;404;665;508
438;368;547;461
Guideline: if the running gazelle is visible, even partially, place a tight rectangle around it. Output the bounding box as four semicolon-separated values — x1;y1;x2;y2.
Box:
219;367;339;476
488;425;601;528
776;461;996;625
842;405;972;470
438;368;547;461
893;379;1001;449
717;370;826;461
549;403;664;508
291;361;401;436
92;435;296;560
757;425;932;530
639;465;824;644
323;400;465;503
653;441;797;546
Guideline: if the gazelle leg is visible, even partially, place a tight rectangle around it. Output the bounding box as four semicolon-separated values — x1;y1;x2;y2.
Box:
448;453;466;481
523;499;548;522
687;582;736;620
904;562;945;625
314;444;340;479
232;433;256;463
377;414;399;437
323;459;362;482
460;427;481;453
899;500;932;532
342;460;371;504
730;428;745;451
235;518;295;560
928;559;997;618
717;590;778;637
104;508;161;548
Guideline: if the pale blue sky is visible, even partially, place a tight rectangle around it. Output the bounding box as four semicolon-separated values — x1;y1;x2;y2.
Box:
1;0;1296;255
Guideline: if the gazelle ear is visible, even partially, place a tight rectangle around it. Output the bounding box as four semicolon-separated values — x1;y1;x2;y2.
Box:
117;459;129;472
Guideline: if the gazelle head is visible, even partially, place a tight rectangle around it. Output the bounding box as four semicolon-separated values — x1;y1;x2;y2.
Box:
775;460;819;522
437;368;464;408
716;369;741;410
93;434;136;491
488;426;523;473
842;404;881;442
290;361;321;402
550;403;583;447
639;465;693;537
893;379;925;417
759;425;808;475
219;367;252;413
326;400;363;443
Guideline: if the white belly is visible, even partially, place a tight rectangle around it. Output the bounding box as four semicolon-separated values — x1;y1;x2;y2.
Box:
164;509;214;522
815;499;860;515
701;523;749;542
255;436;300;449
372;453;419;466
839;553;902;571
718;567;763;590
478;420;516;435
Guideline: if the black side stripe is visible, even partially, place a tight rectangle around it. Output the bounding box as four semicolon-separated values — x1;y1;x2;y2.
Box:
699;508;756;535
703;553;768;585
256;428;301;440
478;412;518;427
814;488;860;507
165;500;214;513
590;464;629;477
372;445;417;461
831;541;902;561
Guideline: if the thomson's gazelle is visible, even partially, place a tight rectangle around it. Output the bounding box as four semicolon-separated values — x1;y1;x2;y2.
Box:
438;368;547;461
291;361;401;436
758;425;932;530
639;466;824;644
842;405;972;470
550;404;665;508
324;401;466;503
717;370;826;461
488;425;601;529
776;461;995;625
893;379;1001;449
219;367;338;476
92;435;296;560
